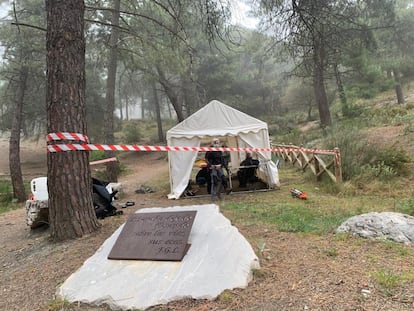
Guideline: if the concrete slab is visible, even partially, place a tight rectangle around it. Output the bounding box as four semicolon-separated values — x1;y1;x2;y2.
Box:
57;204;260;310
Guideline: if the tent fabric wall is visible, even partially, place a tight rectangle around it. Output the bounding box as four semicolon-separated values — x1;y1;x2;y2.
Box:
166;100;280;199
167;136;200;199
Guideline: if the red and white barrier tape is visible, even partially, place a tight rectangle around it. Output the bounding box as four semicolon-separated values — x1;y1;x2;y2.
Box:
46;133;339;155
47;132;89;143
46;143;338;154
47;144;274;153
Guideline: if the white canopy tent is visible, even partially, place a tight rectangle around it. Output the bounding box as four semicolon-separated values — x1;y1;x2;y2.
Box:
166;100;280;199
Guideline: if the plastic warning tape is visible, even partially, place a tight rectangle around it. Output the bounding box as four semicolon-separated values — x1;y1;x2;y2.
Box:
46;133;338;154
47;132;89;143
46;143;338;154
46;144;274;153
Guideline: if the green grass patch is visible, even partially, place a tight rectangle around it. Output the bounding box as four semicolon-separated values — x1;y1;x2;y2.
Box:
368;269;414;296
0;179;14;203
0;179;26;214
221;200;353;235
46;298;71;310
0;202;22;214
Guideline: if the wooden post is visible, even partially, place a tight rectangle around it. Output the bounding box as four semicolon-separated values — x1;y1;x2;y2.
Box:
334;147;342;183
314;153;321;181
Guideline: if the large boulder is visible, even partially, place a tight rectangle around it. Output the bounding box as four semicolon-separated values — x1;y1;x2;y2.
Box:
336;212;414;244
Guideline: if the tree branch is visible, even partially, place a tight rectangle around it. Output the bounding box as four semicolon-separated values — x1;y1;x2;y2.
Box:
11;22;46;32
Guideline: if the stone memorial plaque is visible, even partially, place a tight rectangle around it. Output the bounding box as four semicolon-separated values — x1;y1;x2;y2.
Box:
108;210;197;261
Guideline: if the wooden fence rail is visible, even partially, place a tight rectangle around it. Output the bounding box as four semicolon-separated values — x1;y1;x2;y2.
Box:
272;144;342;183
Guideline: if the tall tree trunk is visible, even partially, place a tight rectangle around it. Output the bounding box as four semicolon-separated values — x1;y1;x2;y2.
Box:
152;81;164;142
46;0;100;241
118;86;123;121
125;94;129;121
307;98;313;121
393;68;404;104
313;69;331;127
9;65;28;202
313;42;332;127
21;113;28;137
181;74;196;117
334;63;348;116
104;0;120;182
156;65;184;122
166;95;173;119
141;92;145;119
118;68;126;121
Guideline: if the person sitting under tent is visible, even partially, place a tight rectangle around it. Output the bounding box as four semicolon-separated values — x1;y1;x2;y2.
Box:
196;166;210;187
237;153;259;188
205;138;229;197
222;143;231;175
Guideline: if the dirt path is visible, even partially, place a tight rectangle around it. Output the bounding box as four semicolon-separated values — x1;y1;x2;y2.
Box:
1;139;414;310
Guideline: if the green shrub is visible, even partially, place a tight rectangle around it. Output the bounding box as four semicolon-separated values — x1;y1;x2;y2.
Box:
321;125;410;182
322;126;375;181
360;162;397;181
372;147;411;176
89;150;106;162
396;112;414;134
341;102;365;118
267;124;280;136
0;180;13;203
0;180;22;214
124;123;141;144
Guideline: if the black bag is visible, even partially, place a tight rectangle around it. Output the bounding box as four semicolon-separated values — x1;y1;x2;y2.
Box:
92;178;122;219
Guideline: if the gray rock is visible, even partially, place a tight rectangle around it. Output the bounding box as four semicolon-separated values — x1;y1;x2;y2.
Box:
336;212;414;244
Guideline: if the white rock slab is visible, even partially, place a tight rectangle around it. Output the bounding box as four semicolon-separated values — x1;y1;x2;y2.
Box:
57;204;260;310
337;212;414;244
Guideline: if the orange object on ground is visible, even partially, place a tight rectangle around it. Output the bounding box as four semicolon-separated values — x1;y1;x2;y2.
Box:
290;188;307;200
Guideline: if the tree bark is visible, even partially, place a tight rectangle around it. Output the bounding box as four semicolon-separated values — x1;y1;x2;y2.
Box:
312;41;332;127
46;0;100;241
156;65;184;122
118;83;123;121
307;98;313;121
152;81;164;142
393;68;404;104
104;0;121;182
181;74;196;117
334;63;348;115
141;92;145;119
124;94;129;120
9;65;28;202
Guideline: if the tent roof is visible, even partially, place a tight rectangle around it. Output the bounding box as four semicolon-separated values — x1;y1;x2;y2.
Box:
167;100;268;139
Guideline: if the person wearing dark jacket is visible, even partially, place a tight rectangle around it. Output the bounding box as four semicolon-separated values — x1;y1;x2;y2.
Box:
196;166;209;186
237;153;259;187
205;138;228;197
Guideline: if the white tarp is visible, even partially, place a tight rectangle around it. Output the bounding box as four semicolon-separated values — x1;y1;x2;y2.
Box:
166;100;280;199
57;204;260;310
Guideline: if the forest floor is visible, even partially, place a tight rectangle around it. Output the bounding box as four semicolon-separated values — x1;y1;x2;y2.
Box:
0;132;414;311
